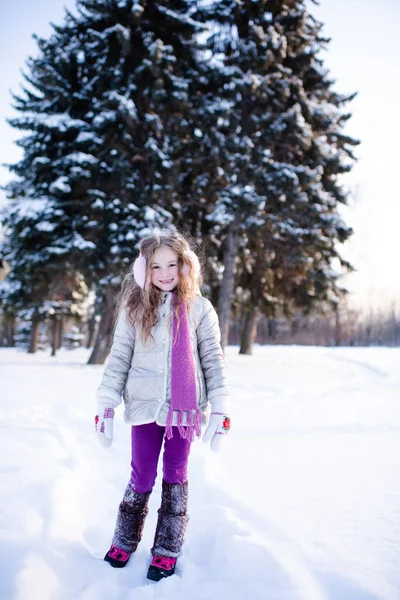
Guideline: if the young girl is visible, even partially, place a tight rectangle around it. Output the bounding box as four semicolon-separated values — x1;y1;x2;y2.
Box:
95;230;231;581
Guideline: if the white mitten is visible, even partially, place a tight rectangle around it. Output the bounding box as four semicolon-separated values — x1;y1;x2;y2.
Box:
203;412;231;452
95;404;115;448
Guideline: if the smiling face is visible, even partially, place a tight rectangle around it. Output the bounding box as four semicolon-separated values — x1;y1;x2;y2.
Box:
150;246;180;292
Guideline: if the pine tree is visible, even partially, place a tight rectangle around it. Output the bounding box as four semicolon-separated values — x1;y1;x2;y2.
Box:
196;0;359;350
1;0;207;362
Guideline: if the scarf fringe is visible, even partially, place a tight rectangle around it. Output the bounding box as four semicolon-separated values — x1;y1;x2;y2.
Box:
165;408;202;441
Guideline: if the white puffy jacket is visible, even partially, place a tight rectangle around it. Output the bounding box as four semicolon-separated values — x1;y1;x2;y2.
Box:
97;292;230;426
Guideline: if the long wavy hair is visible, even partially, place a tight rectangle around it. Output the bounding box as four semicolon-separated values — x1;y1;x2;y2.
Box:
115;230;203;342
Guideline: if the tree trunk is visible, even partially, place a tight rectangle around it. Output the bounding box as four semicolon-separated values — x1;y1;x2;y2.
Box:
218;224;240;351
268;318;277;340
239;306;260;355
51;317;61;357
5;318;16;347
58;316;64;350
335;307;341;347
88;286;116;364
28;317;40;354
86;312;98;349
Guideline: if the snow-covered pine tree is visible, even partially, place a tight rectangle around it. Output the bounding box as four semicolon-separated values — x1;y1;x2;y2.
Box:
0;194;90;353
235;2;359;353
236;221;352;354
2;0;207;362
196;0;359;351
0;196;80;353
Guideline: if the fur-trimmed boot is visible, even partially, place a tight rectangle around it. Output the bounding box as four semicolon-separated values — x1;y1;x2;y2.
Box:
104;484;151;568
147;480;189;581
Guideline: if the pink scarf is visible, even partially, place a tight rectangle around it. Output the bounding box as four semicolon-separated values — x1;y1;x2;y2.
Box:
165;296;202;441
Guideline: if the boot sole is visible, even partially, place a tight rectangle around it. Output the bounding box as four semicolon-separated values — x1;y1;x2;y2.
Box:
104;553;130;568
146;564;175;581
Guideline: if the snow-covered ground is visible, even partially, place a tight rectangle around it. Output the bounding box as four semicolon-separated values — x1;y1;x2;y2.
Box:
1;345;399;600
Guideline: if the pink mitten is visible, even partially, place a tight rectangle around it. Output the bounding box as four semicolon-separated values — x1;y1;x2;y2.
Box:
94;404;115;448
203;412;231;452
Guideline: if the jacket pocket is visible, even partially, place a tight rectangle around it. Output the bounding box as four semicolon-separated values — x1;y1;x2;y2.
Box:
125;370;164;403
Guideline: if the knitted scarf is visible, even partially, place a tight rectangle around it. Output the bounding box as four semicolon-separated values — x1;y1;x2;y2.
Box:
165;295;202;442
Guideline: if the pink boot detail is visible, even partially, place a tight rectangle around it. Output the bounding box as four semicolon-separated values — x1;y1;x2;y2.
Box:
151;555;177;570
104;544;131;568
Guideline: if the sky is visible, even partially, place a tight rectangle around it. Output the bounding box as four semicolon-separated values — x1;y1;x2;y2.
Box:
0;0;399;313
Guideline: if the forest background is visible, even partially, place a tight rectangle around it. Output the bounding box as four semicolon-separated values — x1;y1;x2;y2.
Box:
0;0;399;360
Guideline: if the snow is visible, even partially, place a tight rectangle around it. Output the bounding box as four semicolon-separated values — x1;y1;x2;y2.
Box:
71;233;96;251
7;198;50;220
35;221;56;233
32;157;51;166
24;113;87;132
64;152;99;165
75;132;102;145
107;92;138;122
1;345;399;600
49;176;71;194
156;5;207;30
93;111;117;127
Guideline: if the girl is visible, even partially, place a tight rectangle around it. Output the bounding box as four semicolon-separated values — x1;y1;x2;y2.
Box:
95;230;231;581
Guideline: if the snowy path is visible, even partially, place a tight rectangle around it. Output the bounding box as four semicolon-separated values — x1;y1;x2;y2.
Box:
1;345;399;600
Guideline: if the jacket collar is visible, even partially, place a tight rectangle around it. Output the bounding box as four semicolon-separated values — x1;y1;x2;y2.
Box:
161;291;173;306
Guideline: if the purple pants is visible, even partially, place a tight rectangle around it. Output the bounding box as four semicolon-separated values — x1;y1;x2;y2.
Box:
129;422;192;494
